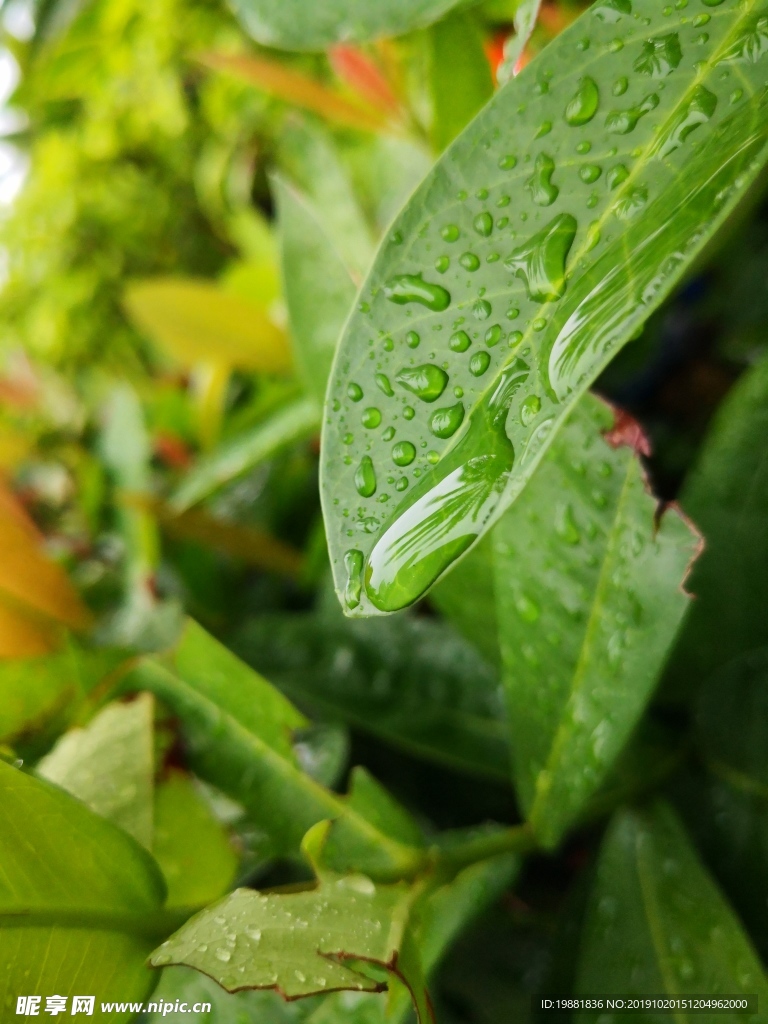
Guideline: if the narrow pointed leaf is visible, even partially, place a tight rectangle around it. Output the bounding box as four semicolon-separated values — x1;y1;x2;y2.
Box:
493;396;698;847
37;694;154;848
430;11;494;152
577;803;768;1014
321;0;768;616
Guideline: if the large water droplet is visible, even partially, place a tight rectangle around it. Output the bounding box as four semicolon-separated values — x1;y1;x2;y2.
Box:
653;85;717;157
392;441;416;466
565;77;600;126
375;373;394;397
614;186;648;219
450;330;471;352
364;360;529;611
716;12;768;63
485;324;503;347
470;351;491;376
460;252;481;271
520;394;541;425
441;224;460;242
579;163;602;183
384;273;451;311
634;32;682;77
396;364;449;402
555;503;581;544
605;92;659;134
607;163;630;189
362;407;381;428
593;0;632;22
474;212;493;236
505;214;578;302
347;382;363;402
355;456;377;497
473;299;492;320
525;152;559;206
430;402;465;438
344;549;364;609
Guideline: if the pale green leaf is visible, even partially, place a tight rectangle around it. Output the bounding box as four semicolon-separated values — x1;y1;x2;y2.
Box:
430;10;495;152
321;0;768;616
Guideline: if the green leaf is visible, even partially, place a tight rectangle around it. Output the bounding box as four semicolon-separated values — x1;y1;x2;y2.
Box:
170;396;320;512
151;871;433;1023
430;10;495;153
577;802;768;1016
320;0;768;616
37;694;154;848
153;771;239;909
430;532;501;667
497;0;541;84
234;606;509;780
493;395;697;847
0;759;166;1015
125;619;426;880
274;176;357;404
146;967;310;1023
665;353;768;693
229;0;465;50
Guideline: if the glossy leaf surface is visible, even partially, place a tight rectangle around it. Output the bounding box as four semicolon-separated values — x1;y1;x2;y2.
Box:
229;0;465;50
430;533;501;667
577;803;768;1017
493;396;697;847
0;760;166;1017
37;694;154;848
321;0;768;616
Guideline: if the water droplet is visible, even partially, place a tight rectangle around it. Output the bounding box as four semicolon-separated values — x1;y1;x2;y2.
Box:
730;88;743;103
441;224;460;242
347;382;363;402
532;317;547;331
396;477;408;491
470;351;491;376
634;33;682;77
406;331;420;348
696;31;709;43
384;273;451;311
653;84;717;158
607;163;630;189
555;503;581;544
508;330;524;346
476;187;489;200
485;324;503;347
716;11;768;63
593;0;632;22
354;456;377;497
343;432;354;445
435;255;450;273
536;120;553;137
506;306;520;319
614;186;648;219
609;37;624;51
505;214;577;302
613;76;628;95
576;140;592;154
396;364;449;402
454;385;464;398
520;394;541;425
565;76;600;126
344;549;364;609
362;407;381;428
294;970;307;983
515;593;541;621
474;212;493;236
393;444;417;468
215;949;231;963
525;152;559;206
579;163;602;183
450;330;471;352
701;0;725;6
403;405;415;420
585;221;601;250
154;953;172;966
473;299;492;320
693;11;710;23
605;92;660;133
499;154;518;169
246;929;262;942
576;37;590;50
460;252;480;271
430;403;465;438
375;373;395;397
383;426;395;441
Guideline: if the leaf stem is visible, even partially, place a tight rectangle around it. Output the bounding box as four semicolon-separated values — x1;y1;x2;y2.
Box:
433;823;536;880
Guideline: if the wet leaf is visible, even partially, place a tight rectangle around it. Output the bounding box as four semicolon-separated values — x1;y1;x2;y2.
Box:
0;759;166;1014
228;0;465;50
430;532;501;667
37;694;154;848
125;619;427;880
577;802;768;1017
493;396;698;847
430;10;494;152
321;0;768;616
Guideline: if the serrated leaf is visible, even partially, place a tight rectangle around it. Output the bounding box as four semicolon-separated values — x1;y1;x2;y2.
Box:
125;619;426;880
124;277;291;373
228;0;466;51
430;10;494;152
151;874;432;1023
147;968;309;1023
320;0;768;617
37;694;154;848
665;353;768;693
234;606;509;780
0;759;166;1016
274;177;358;403
577;802;768;1015
493;395;697;847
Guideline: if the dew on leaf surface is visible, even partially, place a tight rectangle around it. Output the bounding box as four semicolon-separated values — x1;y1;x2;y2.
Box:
383;273;451;311
565;76;600;125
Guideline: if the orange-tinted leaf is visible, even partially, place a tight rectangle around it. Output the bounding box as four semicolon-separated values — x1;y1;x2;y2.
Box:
329;45;401;117
0;599;62;658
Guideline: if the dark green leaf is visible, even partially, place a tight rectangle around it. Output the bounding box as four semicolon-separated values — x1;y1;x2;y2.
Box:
321;0;768;616
229;0;465;50
0;759;166;1015
493;396;697;847
430;10;495;152
234;606;509;780
577;803;768;1018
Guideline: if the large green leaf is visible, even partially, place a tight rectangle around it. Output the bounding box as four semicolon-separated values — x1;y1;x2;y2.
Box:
576;803;768;1019
229;0;465;50
665;353;768;692
37;694;154;848
124;619;427;880
430;10;495;153
320;0;768;616
234;606;509;780
493;395;697;847
0;760;166;1018
430;532;501;667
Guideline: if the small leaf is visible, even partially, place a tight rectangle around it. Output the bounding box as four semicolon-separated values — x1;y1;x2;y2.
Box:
0;759;166;1009
577;802;768;1011
430;10;494;152
124;277;291;372
227;0;466;50
321;0;768;616
493;396;698;847
497;0;541;83
153;771;239;909
151;874;432;1022
37;694;154;848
